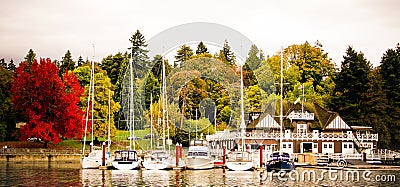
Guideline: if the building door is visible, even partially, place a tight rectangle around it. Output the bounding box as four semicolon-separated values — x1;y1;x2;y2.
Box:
301;142;313;153
282;142;293;154
342;142;354;154
322;142;334;154
312;143;318;153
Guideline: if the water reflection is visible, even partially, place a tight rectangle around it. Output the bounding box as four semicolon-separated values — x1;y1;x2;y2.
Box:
1;162;399;186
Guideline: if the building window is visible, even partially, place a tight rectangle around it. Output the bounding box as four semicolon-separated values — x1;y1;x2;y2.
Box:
349;144;352;148
314;144;318;148
297;124;307;135
324;144;327;149
283;144;286;148
328;144;333;149
344;144;347;148
288;144;292;148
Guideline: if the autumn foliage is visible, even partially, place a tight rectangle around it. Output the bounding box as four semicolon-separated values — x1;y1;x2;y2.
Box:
11;58;84;145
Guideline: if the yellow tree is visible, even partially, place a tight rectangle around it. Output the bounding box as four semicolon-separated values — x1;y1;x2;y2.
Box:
73;65;121;140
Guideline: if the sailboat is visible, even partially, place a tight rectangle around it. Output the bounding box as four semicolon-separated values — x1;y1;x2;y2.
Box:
142;56;184;170
225;64;253;171
81;59;111;169
111;52;141;170
265;48;295;172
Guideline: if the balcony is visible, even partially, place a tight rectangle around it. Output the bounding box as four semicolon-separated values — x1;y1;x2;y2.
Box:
206;131;378;142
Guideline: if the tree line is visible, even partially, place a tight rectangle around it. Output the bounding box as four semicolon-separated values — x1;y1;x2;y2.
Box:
0;30;399;149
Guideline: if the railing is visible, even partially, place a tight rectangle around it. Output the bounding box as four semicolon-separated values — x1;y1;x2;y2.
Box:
207;132;379;142
357;134;378;141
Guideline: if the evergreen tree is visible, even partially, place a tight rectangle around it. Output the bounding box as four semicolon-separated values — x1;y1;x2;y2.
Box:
246;44;262;70
0;59;6;68
196;41;208;55
330;46;371;126
144;72;160;109
77;56;84;67
380;43;400;149
219;40;235;66
361;68;391;148
175;45;193;66
24;49;36;67
129;29;150;79
59;50;75;76
7;59;16;72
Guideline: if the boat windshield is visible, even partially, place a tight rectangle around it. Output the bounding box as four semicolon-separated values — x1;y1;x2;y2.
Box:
114;151;137;161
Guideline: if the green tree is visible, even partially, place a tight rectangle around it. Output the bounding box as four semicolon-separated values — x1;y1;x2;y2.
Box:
361;68;391;148
175;45;193;66
330;46;371;126
59;50;76;76
77;56;84;67
144;72;161;109
0;66;14;141
380;43;400;149
7;59;16;72
129;29;150;79
196;41;208;55
0;59;6;68
246;44;263;70
101;52;126;85
24;49;36;67
266;42;335;106
217;40;235;66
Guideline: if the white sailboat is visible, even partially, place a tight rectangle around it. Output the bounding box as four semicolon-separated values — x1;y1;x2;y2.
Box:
142;93;171;170
81;58;111;169
112;52;141;170
142;56;184;170
225;64;253;171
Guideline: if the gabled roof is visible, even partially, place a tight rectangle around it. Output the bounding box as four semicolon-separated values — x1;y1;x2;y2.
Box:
247;100;352;131
324;116;351;130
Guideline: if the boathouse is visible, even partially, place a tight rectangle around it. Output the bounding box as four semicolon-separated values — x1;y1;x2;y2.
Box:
207;102;378;156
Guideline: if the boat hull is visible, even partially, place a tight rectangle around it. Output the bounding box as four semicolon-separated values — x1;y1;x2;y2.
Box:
81;150;109;169
186;157;214;170
226;161;253;171
143;160;169;170
81;157;101;169
266;160;295;172
112;161;141;170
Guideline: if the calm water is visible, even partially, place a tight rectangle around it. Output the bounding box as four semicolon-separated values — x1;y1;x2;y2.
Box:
0;161;399;186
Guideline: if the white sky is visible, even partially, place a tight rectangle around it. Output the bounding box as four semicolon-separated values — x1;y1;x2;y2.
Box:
0;0;399;67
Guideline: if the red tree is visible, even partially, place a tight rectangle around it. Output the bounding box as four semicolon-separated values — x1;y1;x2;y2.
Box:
11;58;84;147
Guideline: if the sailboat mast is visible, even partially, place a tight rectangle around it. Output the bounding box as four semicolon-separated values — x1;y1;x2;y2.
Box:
129;52;135;150
82;58;93;155
240;64;246;151
150;93;153;151
279;48;284;152
196;109;198;140
108;89;111;153
162;55;166;152
91;56;95;147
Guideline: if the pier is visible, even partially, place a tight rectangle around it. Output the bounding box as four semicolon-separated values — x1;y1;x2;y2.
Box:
0;148;81;162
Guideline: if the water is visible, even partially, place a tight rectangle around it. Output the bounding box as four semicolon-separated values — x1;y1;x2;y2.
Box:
0;161;399;186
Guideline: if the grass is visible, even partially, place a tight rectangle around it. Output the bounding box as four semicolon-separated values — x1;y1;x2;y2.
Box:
114;129;150;140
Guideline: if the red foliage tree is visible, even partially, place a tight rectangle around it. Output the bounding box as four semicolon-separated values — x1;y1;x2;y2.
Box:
11;58;84;147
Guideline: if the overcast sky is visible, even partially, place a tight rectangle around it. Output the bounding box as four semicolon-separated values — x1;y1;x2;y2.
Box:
0;0;399;67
